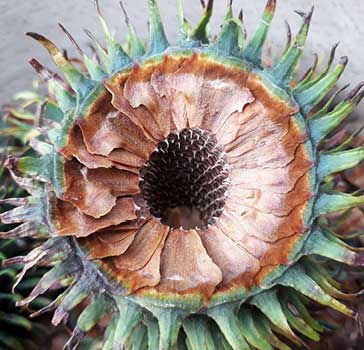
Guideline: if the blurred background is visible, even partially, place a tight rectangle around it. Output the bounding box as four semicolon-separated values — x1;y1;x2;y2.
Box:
0;0;364;105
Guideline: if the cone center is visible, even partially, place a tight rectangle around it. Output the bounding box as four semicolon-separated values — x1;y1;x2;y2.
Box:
139;128;230;230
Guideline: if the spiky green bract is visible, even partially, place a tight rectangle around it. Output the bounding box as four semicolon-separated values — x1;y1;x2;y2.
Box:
1;1;364;350
0;92;103;350
0;239;51;350
0;95;51;350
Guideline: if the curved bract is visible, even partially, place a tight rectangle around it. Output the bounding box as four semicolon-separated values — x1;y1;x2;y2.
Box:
1;1;364;349
0;100;58;350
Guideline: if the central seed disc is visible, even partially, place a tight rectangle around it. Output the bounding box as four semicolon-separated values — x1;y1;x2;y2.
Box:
139;128;230;230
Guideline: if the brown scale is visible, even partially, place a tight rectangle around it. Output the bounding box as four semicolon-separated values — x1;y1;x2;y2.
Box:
139;127;230;229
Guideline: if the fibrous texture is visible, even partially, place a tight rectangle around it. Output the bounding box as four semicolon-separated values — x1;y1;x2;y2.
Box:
1;0;364;349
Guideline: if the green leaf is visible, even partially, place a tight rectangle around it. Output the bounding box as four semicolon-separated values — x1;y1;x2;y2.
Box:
295;57;348;115
267;8;313;86
250;290;296;341
113;297;143;349
148;0;169;55
191;0;213;44
314;192;364;217
183;317;216;350
208;303;250;350
317;147;364;181
243;0;276;65
277;265;353;317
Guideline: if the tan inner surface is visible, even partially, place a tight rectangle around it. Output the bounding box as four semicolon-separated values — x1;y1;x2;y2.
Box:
55;54;312;301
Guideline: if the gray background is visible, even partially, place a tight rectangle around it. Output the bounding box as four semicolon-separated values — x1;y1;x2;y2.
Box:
1;0;363;107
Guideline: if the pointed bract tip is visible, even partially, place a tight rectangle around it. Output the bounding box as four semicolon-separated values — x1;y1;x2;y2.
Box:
307;6;315;22
238;9;243;22
119;1;130;24
310;52;319;68
84;28;97;42
58;23;83;56
354;90;364;105
339;55;349;66
294;10;305;17
338;83;351;95
64;328;86;350
284;20;292;40
26;31;44;41
299;53;319;81
206;0;213;12
284;20;291;33
326;42;340;65
347;81;364;101
2;256;25;267
228;0;233;8
26;32;66;60
333;41;340;50
305;6;314;25
94;0;102;16
295;6;314;23
266;0;276;12
28;58;50;78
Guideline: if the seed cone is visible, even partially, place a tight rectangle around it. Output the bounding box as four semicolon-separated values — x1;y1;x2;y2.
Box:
1;1;364;349
139;127;229;229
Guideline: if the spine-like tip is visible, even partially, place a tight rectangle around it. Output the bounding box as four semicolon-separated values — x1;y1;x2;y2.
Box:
29;58;51;79
331;42;340;56
332;41;340;51
64;328;86;350
238;9;243;22
26;32;63;59
345;81;364;101
339;55;349;67
326;42;340;67
349;81;364;98
206;0;214;12
119;1;130;24
30;302;55;318
2;256;25;267
354;90;364;105
283;20;292;53
29;57;69;91
299;53;318;82
295;5;314;23
340;83;351;92
305;5;315;23
308;52;318;69
266;0;276;13
95;0;102;16
84;28;98;43
26;31;43;41
58;23;83;56
294;10;305;17
284;20;292;39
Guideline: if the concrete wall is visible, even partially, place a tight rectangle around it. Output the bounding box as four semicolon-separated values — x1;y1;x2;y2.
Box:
1;0;363;106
